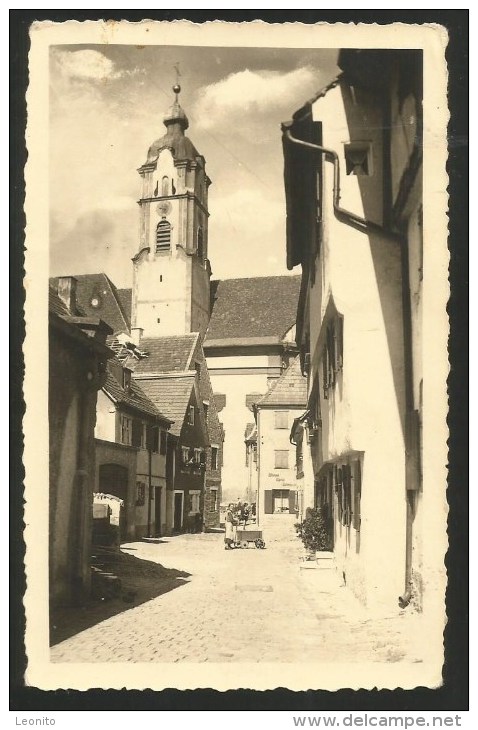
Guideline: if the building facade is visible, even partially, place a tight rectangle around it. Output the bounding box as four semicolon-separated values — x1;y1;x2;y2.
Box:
94;356;172;540
49;280;112;606
204;275;300;503
253;356;308;528
282;49;426;610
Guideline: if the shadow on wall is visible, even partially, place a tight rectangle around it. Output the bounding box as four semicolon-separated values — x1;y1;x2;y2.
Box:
50;549;191;646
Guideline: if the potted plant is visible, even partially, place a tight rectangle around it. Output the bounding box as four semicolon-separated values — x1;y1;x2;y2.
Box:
295;506;333;560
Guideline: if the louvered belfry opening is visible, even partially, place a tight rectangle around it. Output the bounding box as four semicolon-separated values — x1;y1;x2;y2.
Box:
156;219;171;252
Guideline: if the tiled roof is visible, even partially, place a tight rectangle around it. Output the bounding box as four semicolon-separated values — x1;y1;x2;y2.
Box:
50;273;130;334
134;334;199;374
116;288;132;325
206;276;301;341
257;356;307;407
103;369;171;422
137;376;195;437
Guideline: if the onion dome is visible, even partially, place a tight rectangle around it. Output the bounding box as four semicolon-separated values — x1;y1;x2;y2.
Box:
145;83;199;164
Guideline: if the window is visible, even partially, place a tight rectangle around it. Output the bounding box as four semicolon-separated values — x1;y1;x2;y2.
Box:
203;401;209;423
322;316;344;398
274;410;288;429
197;227;204;260
189;490;201;514
273;489;290;513
210;488;218;512
159;429;167;456
161;176;169;196
122;369;131;390
147;425;159;453
136;481;146;507
120;415;132;445
181;446;190;465
156;220;171;252
194;448;202;465
140;423;147;449
211;446;219;470
274;450;289;469
131;419;143;448
188;405;195;426
344;142;372;176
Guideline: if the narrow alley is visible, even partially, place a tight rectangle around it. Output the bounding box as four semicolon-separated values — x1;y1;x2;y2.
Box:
51;523;426;665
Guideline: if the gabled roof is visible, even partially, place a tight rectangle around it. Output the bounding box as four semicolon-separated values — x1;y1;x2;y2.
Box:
206;276;301;342
103;369;171;423
137;376;195;437
50;273;131;334
134;334;199;374
257;356;307;408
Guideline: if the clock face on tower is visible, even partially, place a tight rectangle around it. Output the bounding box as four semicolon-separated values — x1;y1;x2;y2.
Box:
156;201;171;218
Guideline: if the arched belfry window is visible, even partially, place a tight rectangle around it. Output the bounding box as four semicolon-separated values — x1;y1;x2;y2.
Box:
197;226;204;260
156;220;171;252
161;176;169;196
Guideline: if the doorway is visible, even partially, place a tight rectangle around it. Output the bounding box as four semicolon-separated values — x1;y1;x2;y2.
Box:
98;463;128;540
173;491;183;532
154;486;162;537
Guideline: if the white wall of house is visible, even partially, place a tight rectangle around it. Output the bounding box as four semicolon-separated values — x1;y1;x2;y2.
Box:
308;84;408;609
95;390;117;442
208;364;270;503
257;408;301;530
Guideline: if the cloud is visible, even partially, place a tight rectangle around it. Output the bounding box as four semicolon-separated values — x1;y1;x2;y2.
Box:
51;49;143;83
193;67;316;130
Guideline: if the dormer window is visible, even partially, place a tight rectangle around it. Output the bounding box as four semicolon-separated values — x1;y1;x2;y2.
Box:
122;369;131;390
156;220;171;252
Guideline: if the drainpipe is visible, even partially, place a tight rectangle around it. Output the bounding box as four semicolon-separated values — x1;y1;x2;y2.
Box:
284;130;402;242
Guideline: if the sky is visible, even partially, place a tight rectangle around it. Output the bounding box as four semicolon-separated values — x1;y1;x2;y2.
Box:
49;44;339;287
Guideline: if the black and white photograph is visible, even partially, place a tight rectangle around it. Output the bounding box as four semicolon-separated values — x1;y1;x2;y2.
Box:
21;19;451;693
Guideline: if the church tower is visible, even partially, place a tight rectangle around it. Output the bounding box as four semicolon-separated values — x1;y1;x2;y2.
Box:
131;83;212;338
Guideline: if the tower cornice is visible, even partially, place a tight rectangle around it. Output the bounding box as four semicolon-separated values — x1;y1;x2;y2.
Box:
137;192;210;218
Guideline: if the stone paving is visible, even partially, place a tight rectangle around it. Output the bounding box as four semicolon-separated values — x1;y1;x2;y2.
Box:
51;521;428;664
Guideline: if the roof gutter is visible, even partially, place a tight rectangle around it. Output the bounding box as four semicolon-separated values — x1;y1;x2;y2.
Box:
283;129;402;243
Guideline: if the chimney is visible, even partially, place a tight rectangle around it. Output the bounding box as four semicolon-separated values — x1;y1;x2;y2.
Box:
57;276;78;314
131;327;143;346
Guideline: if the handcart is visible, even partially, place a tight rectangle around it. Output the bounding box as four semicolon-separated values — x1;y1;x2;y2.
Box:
235;528;266;549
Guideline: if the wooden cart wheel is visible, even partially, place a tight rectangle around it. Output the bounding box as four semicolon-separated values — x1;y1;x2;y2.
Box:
255;538;265;549
241;540;249;549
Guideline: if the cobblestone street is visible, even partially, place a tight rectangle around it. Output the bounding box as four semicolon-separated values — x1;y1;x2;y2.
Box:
51;522;427;664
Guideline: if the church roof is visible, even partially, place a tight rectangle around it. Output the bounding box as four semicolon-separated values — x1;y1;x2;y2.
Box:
137;376;196;437
50;273;131;334
257;356;307;408
206;275;301;343
134;334;199;374
116;288;132;325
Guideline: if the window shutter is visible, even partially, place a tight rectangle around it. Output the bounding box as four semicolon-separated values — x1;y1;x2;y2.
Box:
322;349;328;398
336;316;343;371
288;490;296;514
146;425;153;450
264;490;273;514
352;459;362;531
131;420;142;448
